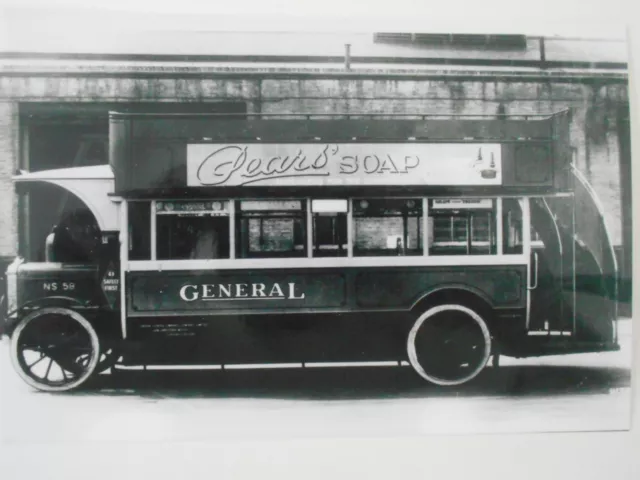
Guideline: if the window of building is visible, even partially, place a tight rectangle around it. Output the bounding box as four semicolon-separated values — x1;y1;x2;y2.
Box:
352;198;423;256
235;200;306;258
503;198;524;254
156;201;230;260
312;199;348;257
428;198;496;255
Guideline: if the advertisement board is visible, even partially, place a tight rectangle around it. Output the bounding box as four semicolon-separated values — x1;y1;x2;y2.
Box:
187;143;502;187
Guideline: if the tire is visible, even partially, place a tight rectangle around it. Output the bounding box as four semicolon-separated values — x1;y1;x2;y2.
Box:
10;307;101;392
407;304;491;386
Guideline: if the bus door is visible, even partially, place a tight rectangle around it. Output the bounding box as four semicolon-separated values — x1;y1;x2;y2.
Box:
529;165;618;343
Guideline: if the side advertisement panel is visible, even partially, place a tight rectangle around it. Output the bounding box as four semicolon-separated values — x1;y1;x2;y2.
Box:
127;265;527;316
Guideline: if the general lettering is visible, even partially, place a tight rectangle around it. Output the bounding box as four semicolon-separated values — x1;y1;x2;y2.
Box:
179;282;305;302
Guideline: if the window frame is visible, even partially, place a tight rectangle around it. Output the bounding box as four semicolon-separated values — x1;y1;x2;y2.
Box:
152;199;232;261
428;198;499;256
311;199;349;258
351;197;424;257
126;195;529;271
235;199;308;259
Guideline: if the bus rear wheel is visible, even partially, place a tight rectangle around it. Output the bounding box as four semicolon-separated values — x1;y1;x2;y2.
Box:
407;304;491;386
10;307;101;392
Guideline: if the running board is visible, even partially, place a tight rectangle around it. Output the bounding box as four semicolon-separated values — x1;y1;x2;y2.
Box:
507;340;620;358
113;360;412;371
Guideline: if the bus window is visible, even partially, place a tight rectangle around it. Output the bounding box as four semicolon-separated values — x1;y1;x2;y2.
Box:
503;198;524;254
428;199;496;256
156;201;230;260
353;199;423;256
312;199;348;257
235;200;306;258
128;201;151;260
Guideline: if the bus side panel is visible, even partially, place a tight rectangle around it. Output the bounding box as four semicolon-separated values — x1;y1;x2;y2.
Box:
125;312;414;365
354;266;525;308
127;265;526;316
123;265;527;365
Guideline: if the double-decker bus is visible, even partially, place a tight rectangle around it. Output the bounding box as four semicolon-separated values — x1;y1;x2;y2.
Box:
3;110;620;392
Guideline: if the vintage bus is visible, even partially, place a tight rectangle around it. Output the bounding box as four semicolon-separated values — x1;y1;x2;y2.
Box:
2;110;620;392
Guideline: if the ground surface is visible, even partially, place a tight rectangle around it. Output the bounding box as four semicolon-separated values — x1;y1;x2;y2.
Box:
0;320;632;442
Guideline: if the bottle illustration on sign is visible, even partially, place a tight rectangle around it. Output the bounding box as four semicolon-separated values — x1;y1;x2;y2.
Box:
475;148;498;180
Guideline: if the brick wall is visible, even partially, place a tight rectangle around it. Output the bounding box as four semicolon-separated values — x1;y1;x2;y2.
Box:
0;102;18;257
0;73;629;260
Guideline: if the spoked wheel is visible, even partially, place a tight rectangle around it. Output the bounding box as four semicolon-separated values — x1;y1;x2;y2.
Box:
407;304;491;386
10;307;101;392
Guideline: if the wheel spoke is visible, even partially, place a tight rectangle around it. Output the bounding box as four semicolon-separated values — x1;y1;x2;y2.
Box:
54;353;91;377
26;353;47;369
44;358;53;380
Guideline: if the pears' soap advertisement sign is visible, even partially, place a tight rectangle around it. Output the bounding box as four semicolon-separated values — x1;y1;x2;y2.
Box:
187;143;502;187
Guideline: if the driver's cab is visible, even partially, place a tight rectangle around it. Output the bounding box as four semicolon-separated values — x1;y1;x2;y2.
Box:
4;165;121;326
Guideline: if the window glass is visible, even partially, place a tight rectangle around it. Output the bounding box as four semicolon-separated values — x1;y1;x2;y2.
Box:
353;199;422;256
503;198;524;254
128;201;151;260
235;200;306;258
156;201;230;260
312;200;347;257
429;198;496;255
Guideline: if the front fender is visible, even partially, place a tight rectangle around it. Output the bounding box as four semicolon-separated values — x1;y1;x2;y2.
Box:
2;295;95;337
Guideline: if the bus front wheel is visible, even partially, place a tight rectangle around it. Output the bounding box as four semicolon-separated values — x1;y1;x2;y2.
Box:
10;307;101;392
407;304;491;386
